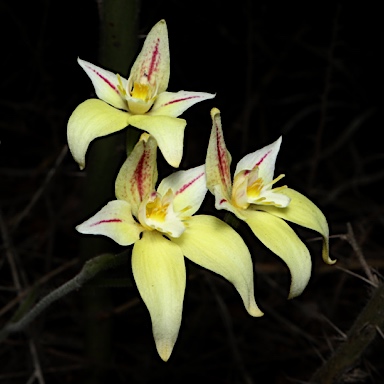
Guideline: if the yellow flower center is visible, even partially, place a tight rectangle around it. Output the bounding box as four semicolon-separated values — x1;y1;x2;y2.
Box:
131;82;151;102
138;190;186;238
145;194;169;222
247;177;264;198
123;74;158;114
231;167;287;209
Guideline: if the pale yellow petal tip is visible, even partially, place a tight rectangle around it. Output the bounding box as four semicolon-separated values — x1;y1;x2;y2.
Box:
78;162;85;171
322;239;336;265
247;298;264;317
287;280;309;300
156;340;174;362
287;289;300;300
248;306;264;318
139;132;151;142
210;107;220;119
169;159;181;169
323;251;337;265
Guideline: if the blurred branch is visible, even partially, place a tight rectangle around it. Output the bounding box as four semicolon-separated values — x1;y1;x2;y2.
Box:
310;283;384;383
0;258;79;318
309;4;341;188
10;145;68;232
346;223;378;286
0;251;130;342
310;223;382;383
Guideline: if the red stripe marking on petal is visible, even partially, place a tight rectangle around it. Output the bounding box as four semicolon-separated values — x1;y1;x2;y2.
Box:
255;150;271;167
147;39;160;81
90;219;122;227
219;198;227;205
163;95;200;106
175;172;205;195
87;65;119;94
132;148;149;201
216;126;230;187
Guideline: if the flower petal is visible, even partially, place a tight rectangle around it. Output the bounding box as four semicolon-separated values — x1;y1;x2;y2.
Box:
132;230;186;361
129;20;170;94
243;210;312;298
234;136;282;183
259;188;334;265
127;114;186;168
76;200;143;246
157;165;207;217
78;58;127;110
205;108;236;211
172;215;263;317
67;99;130;169
150;91;215;118
115;134;158;217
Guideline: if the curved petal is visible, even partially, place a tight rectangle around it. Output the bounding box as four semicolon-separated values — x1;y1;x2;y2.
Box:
132;231;186;361
205;108;234;210
243;210;312;299
258;188;334;264
67;99;130;169
157;165;206;217
150;91;215;118
129;20;169;93
76;200;143;246
172;215;263;317
78;58;127;110
127;114;186;168
115;134;158;217
234;136;282;183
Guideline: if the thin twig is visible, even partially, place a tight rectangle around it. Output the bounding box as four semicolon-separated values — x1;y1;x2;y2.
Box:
308;4;341;188
205;273;254;384
335;266;377;288
0;258;80;318
346;223;378;286
28;339;46;384
0;208;22;290
11;145;68;232
310;283;384;384
0;251;130;342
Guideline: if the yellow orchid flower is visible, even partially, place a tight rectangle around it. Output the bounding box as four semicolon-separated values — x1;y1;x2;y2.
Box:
76;133;263;361
206;108;335;299
67;20;215;169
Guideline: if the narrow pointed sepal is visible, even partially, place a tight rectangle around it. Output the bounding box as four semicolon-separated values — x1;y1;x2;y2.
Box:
67;99;130;169
206;108;232;200
259;188;334;265
115;134;158;217
132;231;186;361
129;19;170;93
243;210;312;299
172;215;263;317
150;91;215;118
76;200;143;246
78;58;127;110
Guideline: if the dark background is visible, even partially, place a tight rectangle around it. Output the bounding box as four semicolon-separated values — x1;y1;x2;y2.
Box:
0;1;382;383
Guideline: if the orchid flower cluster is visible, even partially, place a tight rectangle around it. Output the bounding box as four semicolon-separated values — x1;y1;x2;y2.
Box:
67;20;335;361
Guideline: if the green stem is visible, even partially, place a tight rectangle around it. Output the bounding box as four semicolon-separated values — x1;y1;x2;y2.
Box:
80;1;139;382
